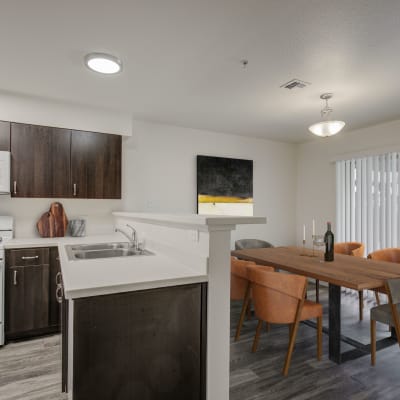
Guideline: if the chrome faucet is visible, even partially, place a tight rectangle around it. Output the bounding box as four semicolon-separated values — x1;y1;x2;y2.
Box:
115;224;138;250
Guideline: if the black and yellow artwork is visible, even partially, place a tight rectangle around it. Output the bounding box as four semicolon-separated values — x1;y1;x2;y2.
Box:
197;155;253;216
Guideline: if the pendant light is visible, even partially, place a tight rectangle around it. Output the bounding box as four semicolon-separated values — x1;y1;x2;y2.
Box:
308;93;345;137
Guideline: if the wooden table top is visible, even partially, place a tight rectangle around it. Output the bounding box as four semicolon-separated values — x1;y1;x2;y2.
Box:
231;246;400;290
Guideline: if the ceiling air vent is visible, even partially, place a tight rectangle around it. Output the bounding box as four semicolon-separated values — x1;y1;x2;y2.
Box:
280;79;310;90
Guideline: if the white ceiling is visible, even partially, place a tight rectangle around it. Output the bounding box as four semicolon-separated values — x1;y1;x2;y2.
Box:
1;0;400;143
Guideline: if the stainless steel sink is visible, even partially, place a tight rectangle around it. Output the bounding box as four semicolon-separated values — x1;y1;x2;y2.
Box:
65;242;154;261
70;242;131;251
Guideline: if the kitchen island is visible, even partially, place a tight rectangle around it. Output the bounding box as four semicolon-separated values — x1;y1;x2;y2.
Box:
5;212;266;400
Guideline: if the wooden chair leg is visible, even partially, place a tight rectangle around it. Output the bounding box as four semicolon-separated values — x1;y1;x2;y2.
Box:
283;320;300;376
235;283;251;342
266;322;271;332
374;291;381;306
246;299;252;320
288;323;293;338
358;290;363;321
317;316;322;361
371;319;376;366
252;320;263;353
316;279;320;303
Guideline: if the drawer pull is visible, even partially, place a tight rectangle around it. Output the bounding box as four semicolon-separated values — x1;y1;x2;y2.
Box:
73;183;77;197
13;181;17;195
55;272;62;285
13;270;17;285
21;255;39;260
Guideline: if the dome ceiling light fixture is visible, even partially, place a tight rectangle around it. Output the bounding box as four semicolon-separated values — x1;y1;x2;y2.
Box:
308;93;345;137
84;52;122;75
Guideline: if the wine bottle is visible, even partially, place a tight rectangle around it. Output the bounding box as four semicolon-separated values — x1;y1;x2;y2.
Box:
324;222;334;262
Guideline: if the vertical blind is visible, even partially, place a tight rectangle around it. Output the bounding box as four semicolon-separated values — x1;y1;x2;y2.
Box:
336;152;400;256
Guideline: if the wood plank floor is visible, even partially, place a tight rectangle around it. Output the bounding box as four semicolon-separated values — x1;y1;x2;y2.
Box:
0;287;399;399
0;334;66;400
230;286;400;400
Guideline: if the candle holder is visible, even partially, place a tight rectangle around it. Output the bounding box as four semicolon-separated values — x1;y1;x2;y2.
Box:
300;239;307;256
312;234;316;257
312;234;326;260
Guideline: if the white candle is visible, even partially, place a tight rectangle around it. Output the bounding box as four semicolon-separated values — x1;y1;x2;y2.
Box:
303;224;306;241
312;219;315;236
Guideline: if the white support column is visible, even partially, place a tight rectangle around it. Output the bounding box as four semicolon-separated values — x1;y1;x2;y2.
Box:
207;227;233;400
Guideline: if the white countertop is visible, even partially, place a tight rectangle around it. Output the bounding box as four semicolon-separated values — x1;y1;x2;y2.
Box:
4;234;208;299
113;211;266;229
4;213;265;300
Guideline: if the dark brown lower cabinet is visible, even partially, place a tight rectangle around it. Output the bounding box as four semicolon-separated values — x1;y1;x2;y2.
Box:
72;283;207;400
5;247;61;341
5;264;50;339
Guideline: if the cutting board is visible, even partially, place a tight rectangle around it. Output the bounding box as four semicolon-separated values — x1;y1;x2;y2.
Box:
36;212;55;238
36;202;68;238
50;202;68;237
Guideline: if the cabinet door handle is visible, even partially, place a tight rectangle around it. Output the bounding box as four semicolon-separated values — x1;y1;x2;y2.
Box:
13;270;17;285
56;272;62;285
21;255;39;260
73;183;77;197
13;181;17;195
56;285;63;304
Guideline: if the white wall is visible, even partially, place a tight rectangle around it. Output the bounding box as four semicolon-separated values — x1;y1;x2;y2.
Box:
0;91;132;136
0;92;130;237
0;93;297;243
122;120;298;247
296;119;400;245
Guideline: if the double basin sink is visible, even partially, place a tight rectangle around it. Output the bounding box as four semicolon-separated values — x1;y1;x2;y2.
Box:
66;242;154;261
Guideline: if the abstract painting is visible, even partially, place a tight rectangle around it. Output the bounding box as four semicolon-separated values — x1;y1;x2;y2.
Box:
197;155;253;216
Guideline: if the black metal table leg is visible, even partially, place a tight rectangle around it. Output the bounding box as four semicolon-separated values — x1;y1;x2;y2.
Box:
391;327;397;339
329;283;342;363
303;283;398;364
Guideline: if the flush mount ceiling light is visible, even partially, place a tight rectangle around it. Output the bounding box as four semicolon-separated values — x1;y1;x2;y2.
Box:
84;52;122;74
308;93;345;137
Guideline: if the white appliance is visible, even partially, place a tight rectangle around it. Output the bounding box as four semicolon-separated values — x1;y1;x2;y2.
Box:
0;151;11;194
0;216;13;345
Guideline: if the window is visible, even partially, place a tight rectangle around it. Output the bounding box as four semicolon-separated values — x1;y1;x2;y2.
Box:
336;153;400;256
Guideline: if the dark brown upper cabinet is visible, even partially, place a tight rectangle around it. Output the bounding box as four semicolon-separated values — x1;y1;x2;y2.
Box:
0;121;10;151
9;122;122;199
71;130;121;199
11;123;71;197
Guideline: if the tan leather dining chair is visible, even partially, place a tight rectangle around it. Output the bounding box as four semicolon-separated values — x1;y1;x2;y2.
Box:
248;267;322;376
367;248;400;305
368;248;400;263
335;242;365;258
370;278;400;365
231;257;274;341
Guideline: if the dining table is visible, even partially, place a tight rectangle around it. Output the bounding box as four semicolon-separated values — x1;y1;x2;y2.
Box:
231;246;400;364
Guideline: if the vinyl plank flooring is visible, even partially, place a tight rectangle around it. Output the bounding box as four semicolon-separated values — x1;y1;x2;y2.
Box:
230;285;400;400
0;335;65;400
0;286;399;400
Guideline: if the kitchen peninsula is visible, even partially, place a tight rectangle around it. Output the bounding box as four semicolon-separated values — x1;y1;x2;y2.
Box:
4;212;265;400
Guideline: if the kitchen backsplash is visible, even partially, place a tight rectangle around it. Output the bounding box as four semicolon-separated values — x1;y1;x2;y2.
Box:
0;197;122;238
